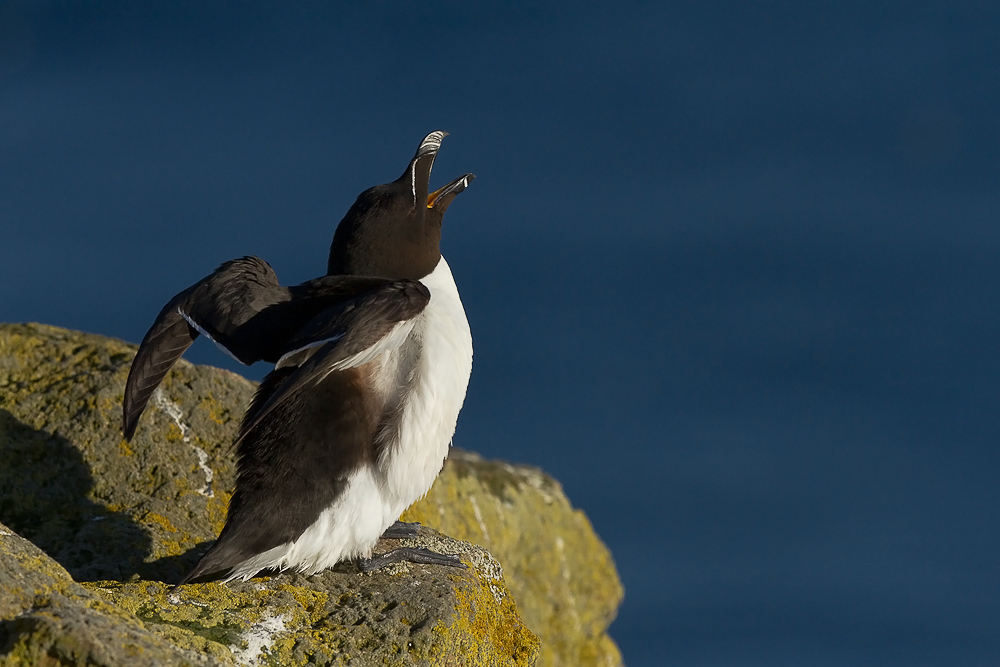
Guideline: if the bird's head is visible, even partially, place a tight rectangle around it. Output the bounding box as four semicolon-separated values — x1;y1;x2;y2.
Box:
327;131;475;279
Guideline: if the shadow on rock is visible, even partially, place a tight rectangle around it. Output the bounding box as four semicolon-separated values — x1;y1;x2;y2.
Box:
138;542;216;585
0;409;151;582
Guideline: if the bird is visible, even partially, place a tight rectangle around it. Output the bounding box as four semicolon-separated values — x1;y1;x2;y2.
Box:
121;131;475;584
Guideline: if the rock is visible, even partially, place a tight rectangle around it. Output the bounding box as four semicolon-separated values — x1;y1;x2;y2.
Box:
0;521;216;666
87;530;539;667
0;515;536;667
0;322;622;666
0;323;251;584
402;453;624;667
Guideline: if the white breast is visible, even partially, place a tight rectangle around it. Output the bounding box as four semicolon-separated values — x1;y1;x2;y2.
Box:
377;256;474;514
227;256;472;580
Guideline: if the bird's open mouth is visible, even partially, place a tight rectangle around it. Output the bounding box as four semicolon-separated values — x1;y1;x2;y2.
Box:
427;173;475;209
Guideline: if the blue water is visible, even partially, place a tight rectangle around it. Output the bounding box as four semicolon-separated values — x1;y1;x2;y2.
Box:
2;3;998;664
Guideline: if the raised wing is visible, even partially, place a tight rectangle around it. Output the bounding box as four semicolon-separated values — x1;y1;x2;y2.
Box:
123;256;287;441
122;255;395;441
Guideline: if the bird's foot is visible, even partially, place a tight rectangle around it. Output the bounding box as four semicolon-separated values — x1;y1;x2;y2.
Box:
359;547;466;572
380;520;421;539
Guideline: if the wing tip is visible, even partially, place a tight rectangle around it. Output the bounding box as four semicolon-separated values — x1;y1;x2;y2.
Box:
176;540;246;587
174;567;199;587
122;417;137;442
175;552;216;587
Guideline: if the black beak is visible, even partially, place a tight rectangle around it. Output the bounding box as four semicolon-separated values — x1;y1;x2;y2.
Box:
414;131;448;158
427;173;475;213
404;130;449;208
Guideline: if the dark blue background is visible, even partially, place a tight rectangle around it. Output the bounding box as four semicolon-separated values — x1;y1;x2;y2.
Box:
2;2;998;665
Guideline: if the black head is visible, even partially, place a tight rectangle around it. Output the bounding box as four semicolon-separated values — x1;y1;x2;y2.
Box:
327;131;475;279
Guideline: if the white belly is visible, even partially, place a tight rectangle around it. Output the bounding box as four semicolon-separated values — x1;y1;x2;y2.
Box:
227;257;472;580
377;256;474;515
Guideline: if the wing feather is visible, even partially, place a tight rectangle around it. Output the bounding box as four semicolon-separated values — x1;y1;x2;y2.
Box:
122;313;198;440
236;279;430;446
122;257;418;443
122;256;286;440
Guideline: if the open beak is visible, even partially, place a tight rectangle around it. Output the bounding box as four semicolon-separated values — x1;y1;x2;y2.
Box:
427;173;475;212
404;131;450;208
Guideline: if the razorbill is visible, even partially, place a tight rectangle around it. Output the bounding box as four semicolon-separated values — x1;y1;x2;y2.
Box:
122;131;475;584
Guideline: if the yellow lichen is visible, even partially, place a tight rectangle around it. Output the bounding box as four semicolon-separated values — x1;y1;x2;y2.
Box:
144;513;179;534
401;453;624;667
164;422;184;442
207;491;232;536
198;395;227;425
119;439;134;457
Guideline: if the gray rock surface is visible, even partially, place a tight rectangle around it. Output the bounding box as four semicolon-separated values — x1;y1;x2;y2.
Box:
0;521;215;666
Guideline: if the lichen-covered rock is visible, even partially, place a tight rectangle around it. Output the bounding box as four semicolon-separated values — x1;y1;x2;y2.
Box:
0;322;621;666
402;453;623;667
0;323;249;584
0;521;217;666
0;514;536;666
85;529;538;667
